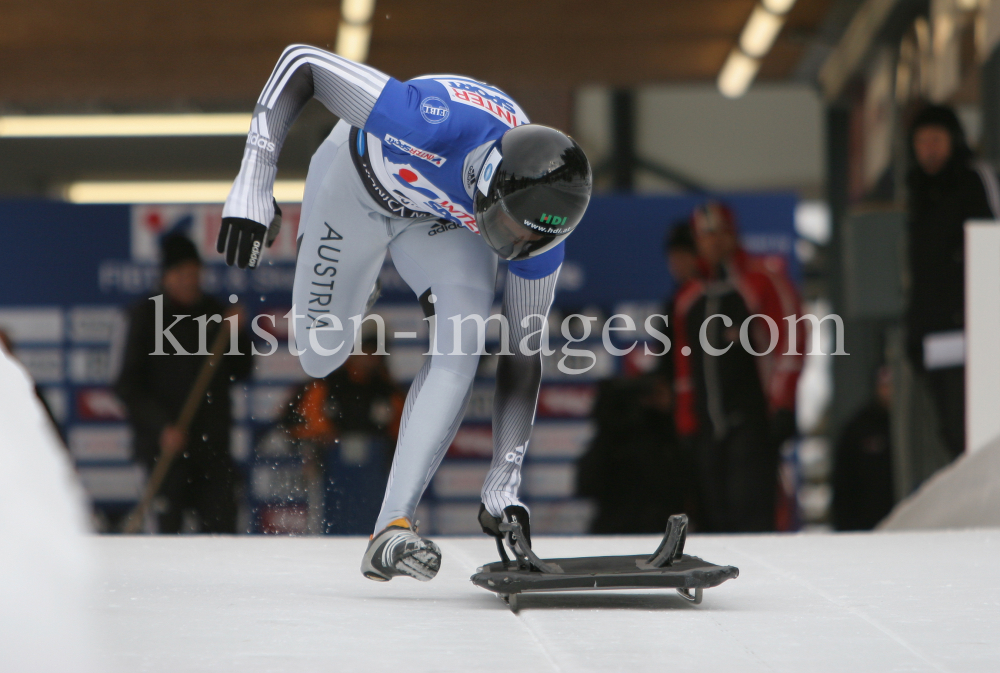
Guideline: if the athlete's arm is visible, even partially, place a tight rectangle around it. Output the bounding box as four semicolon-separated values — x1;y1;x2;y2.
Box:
482;245;563;515
220;44;390;267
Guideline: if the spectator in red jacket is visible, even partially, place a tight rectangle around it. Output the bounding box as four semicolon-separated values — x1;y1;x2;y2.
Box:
670;202;804;532
690;202;804;448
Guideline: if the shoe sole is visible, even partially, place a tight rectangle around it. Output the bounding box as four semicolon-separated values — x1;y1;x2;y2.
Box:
361;531;442;582
396;546;441;581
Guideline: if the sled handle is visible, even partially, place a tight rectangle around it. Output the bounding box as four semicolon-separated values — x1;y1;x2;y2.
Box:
498;520;563;574
648;514;688;568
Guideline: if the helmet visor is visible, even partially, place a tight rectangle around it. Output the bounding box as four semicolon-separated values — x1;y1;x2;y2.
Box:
478;199;564;261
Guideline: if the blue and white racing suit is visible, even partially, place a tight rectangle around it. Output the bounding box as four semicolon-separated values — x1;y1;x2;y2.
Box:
224;45;562;533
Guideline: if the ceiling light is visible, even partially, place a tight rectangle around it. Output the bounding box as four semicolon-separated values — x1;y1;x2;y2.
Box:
762;0;797;14
341;0;376;24
740;6;786;58
336;22;372;62
718;49;761;99
0;113;251;138
64;180;306;204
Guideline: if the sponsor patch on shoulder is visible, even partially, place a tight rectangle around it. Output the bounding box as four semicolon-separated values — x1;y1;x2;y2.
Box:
477;147;502;197
384;134;446;166
419;96;450;124
434;78;523;128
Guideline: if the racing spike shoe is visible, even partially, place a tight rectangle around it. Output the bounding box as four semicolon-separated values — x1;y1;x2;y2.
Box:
361;518;442;582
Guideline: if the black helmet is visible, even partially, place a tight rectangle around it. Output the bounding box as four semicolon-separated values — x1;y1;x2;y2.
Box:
474;125;592;261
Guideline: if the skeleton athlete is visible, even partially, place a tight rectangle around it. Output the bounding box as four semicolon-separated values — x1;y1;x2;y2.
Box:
219;44;592;581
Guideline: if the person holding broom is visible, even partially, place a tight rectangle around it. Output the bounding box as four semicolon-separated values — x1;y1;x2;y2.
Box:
115;234;253;533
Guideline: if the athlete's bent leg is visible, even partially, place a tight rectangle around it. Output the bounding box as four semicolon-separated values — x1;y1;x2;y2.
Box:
292;123;390;378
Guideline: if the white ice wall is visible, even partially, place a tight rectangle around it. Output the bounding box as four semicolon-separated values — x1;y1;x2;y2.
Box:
965;222;1000;454
881;435;1000;529
0;348;100;673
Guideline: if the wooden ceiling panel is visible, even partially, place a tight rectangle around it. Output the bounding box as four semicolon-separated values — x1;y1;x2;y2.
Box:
0;1;340;47
368;37;740;89
0;0;834;110
370;0;758;40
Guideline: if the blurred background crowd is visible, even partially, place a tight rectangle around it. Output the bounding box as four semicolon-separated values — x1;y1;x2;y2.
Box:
2;0;999;537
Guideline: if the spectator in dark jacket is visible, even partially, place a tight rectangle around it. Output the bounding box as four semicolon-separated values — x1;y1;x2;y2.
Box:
906;105;999;458
115;234;253;533
580;220;700;535
832;366;895;530
576;374;685;534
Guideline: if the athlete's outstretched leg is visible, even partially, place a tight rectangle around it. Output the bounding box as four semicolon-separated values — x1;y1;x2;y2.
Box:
370;223;498;533
481;267;560;517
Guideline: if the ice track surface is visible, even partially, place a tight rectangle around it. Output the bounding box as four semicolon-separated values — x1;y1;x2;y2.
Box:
98;530;1000;672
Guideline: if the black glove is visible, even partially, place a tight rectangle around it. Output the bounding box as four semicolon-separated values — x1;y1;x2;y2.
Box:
217;217;266;269
216;201;281;269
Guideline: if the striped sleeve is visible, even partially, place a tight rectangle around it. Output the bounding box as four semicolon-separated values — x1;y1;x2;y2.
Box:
481;267;560;516
223;44;391;224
